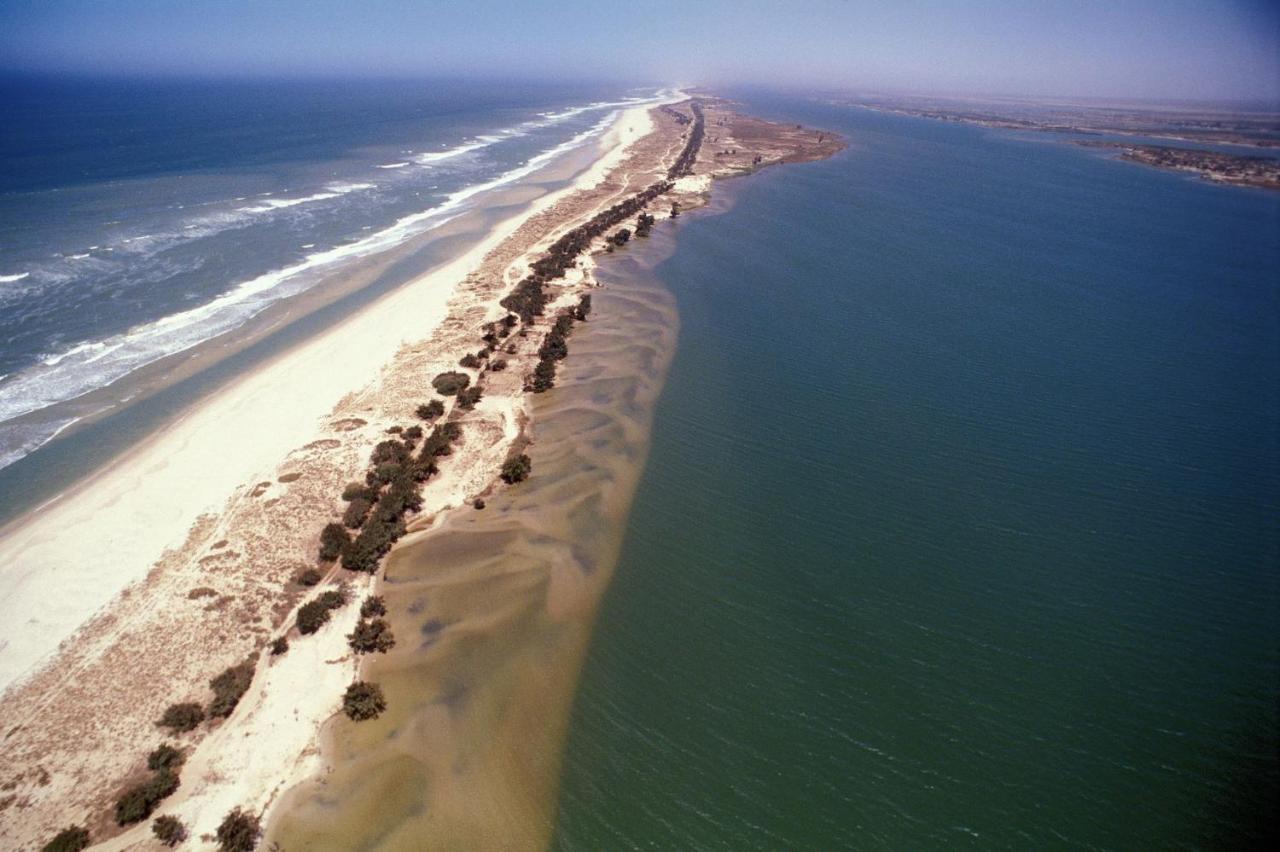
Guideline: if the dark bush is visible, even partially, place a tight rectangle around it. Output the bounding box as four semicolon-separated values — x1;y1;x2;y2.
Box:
490;359;508;372
147;743;185;772
318;588;347;610
153;815;187;847
416;399;445;420
343;681;387;721
157;702;204;733
298;567;323;587
456;386;482;410
208;660;255;718
360;595;386;618
474;498;486;510
216;808;259;852
574;294;592;321
348;618;396;654
385;425;402;434
432;372;471;396
636;212;655;236
501;454;532;484
506;344;517;354
403;425;423;441
371;440;409;466
459;352;482;369
41;826;89;852
609;228;631;246
342;498;372;529
115;770;179;825
296;600;331;635
342;482;376;502
270;636;289;656
373;462;402;485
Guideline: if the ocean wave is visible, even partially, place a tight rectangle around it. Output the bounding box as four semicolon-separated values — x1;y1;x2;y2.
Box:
0;110;621;455
0;273;31;283
377;162;410;169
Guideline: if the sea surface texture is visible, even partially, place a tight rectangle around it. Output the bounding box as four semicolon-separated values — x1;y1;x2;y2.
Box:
0;77;664;473
551;93;1279;849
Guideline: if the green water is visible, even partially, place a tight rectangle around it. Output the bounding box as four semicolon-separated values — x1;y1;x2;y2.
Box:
552;96;1279;849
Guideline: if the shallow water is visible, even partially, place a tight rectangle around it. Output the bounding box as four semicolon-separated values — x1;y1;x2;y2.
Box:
551;94;1278;848
266;235;680;850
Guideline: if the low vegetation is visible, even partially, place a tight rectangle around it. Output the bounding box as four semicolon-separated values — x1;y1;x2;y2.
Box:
343;680;387;721
216;808;260;852
208;659;256;718
360;595;386;618
432;371;471;395
41;826;89;852
270;636;289;655
152;815;187;847
319;522;350;561
348;617;396;654
146;743;184;772
115;769;179;825
501;453;532;484
416;399;445;420
156;702;204;733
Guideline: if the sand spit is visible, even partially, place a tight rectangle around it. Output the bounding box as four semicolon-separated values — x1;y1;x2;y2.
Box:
0;98;842;850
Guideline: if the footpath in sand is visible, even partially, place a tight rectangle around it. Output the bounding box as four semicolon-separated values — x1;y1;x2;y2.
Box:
0;98;843;850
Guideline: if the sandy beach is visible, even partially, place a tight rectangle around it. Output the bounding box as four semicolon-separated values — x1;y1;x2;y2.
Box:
0;96;842;849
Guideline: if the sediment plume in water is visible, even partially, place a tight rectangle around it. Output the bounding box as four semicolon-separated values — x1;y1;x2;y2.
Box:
267;236;679;850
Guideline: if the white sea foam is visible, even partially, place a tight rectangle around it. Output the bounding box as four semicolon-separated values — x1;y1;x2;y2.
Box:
377;162;410;169
0;109;620;460
0;273;30;283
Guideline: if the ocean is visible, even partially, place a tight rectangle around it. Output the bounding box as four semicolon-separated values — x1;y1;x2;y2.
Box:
551;92;1279;848
0;76;669;504
2;78;1276;848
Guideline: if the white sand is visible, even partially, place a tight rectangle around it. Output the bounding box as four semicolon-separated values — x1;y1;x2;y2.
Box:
0;103;660;697
93;578;371;852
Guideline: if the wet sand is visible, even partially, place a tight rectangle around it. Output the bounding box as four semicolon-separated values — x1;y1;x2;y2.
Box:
266;243;680;850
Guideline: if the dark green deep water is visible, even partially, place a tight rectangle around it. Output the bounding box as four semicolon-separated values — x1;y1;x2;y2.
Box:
551;97;1279;849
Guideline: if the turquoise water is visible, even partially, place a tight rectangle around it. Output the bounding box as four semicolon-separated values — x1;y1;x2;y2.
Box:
553;96;1279;848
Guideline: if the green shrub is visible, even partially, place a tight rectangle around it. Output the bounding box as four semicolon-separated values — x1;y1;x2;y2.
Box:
208;660;255;718
343;681;387;721
343;497;372;529
459;352;482;369
115;769;179;825
416;399;445;420
157;702;204;733
318;588;347;610
431;371;471;396
296;600;331;635
147;743;184;772
456;386;482;410
341;481;376;501
216;808;260;852
501;454;532;484
153;815;187;847
322;521;353;560
270;636;289;655
360;595;387;618
298;566;324;586
41;826;89;852
490;359;507;372
403;425;423;441
348;618;396;654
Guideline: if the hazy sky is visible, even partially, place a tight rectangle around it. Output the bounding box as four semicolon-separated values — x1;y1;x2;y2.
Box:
1;0;1277;102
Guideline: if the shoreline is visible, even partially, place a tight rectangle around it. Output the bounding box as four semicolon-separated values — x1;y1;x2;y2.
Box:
0;97;843;849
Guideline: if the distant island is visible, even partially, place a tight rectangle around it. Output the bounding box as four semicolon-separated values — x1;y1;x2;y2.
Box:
1074;141;1280;190
845;94;1280;190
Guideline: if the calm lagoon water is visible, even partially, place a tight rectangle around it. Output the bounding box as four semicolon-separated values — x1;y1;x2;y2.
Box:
552;94;1279;849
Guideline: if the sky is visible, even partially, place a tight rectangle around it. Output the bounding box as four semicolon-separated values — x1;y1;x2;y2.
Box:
1;0;1277;103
